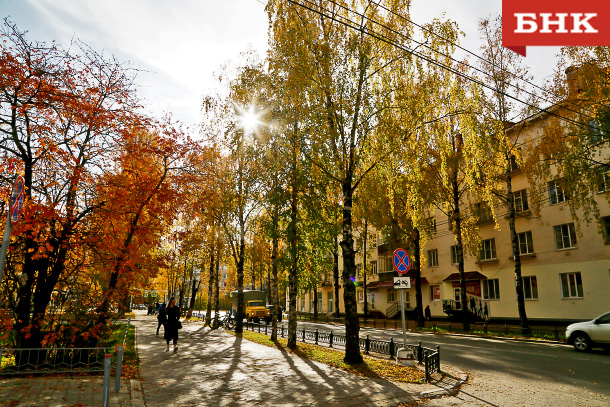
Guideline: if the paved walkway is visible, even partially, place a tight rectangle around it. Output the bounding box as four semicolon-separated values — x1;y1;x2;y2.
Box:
135;314;440;406
0;374;143;407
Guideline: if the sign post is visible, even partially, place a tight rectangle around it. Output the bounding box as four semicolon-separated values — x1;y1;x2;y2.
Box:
393;248;413;365
0;176;25;284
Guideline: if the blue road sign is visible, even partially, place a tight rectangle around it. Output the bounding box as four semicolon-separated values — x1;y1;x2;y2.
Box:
393;248;410;274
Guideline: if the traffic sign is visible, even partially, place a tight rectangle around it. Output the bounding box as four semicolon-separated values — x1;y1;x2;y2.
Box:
393;248;410;274
394;277;411;289
10;176;24;226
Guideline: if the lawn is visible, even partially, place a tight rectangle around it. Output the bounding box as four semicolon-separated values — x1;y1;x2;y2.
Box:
227;329;426;384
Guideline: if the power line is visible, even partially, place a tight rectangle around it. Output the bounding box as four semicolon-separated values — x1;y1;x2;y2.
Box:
283;0;601;136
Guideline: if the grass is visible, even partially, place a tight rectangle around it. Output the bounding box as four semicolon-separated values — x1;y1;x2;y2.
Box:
103;322;140;379
227;329;425;384
0;354;15;368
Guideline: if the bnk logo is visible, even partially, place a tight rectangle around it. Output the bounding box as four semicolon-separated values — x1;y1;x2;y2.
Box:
514;13;597;34
502;0;610;56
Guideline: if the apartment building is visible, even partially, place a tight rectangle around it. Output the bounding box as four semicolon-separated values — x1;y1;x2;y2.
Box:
296;77;610;323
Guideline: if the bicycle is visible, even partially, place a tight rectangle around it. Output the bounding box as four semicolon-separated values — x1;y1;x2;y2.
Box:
220;314;236;330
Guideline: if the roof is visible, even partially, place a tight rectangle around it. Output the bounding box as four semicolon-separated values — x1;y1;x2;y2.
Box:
366;281;394;289
443;271;488;281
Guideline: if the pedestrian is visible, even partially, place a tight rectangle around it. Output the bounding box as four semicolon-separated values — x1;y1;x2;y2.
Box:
165;297;181;352
147;304;152;315
156;303;167;337
425;305;431;321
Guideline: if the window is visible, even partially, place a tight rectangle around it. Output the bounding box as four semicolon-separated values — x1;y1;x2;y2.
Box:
370;260;377;275
356;264;363;277
475;202;493;223
450;245;459;265
379;255;392;273
357;290;364;303
482;279;500;300
554;223;577;249
387;290;396;302
430;285;441;301
509;150;521;172
517;231;534;255
597;168;610;193
514;189;529;213
560;272;583;298
300;298;305;312
318;292;322;311
479;238;497;260
522;276;538;300
327;292;333;313
426;217;437;234
589;119;604;144
404;291;411;308
549;180;568;204
367;292;375;307
602;216;610;244
427;249;438;267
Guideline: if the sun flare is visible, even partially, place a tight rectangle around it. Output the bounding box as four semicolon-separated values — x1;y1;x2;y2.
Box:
238;106;262;134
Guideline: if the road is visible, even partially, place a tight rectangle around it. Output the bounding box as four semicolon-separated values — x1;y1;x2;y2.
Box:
274;320;610;406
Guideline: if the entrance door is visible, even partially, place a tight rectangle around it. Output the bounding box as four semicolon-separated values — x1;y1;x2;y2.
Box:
454;288;461;309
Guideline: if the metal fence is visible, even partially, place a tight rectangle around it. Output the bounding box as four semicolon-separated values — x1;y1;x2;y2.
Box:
295;313;567;341
243;321;441;382
0;317;132;407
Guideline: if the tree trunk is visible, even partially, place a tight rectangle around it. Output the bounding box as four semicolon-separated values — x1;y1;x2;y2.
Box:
452;170;470;332
205;245;214;326
270;211;280;340
234;234;246;333
333;233;341;318
187;260;199;319
363;219;368;320
413;228;424;327
313;290;318;320
213;245;221;327
506;158;529;332
287;184;299;350
341;180;362;364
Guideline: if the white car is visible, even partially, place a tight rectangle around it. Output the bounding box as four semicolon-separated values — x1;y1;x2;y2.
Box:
566;312;610;352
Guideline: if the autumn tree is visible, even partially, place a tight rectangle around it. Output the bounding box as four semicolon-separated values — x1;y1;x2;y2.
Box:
202;51;266;334
477;16;538;333
266;0;418;363
0;21;148;349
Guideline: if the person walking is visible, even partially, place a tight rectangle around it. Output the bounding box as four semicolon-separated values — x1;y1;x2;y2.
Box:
425;305;431;321
156;303;167;337
165;297;181;352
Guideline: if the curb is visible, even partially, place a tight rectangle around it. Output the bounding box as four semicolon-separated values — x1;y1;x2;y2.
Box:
132;323;147;406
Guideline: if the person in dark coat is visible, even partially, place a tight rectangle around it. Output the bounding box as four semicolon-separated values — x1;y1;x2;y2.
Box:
164;297;181;352
425;305;431;321
156;303;167;337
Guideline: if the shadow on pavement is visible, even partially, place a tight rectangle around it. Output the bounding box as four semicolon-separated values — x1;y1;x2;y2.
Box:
135;314;424;406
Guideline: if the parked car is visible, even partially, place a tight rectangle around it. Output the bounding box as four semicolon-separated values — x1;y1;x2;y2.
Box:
566;312;610;352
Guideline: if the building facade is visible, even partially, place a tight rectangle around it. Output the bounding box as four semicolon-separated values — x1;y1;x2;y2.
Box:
296;85;610;324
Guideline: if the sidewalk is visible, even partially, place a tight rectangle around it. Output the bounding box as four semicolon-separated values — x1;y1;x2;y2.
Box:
135;314;442;406
0;373;143;407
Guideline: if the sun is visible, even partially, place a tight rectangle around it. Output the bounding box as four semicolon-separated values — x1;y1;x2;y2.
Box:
237;106;262;134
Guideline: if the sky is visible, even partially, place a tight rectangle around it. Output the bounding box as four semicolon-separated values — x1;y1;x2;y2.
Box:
1;0;560;131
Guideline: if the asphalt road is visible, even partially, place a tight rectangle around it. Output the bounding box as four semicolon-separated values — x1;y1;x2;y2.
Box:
275;320;610;406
